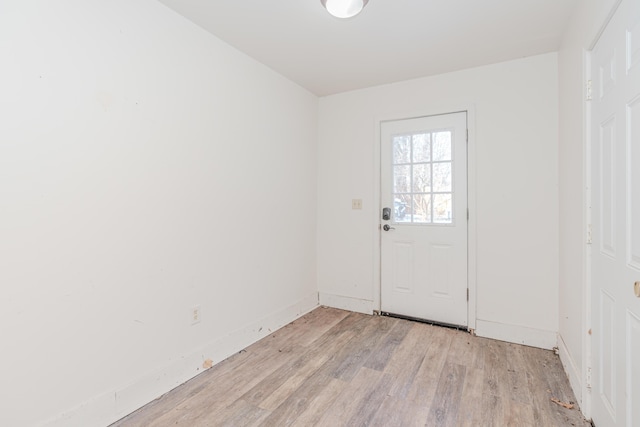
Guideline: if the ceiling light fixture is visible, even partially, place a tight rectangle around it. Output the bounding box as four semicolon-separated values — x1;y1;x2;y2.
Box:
320;0;369;19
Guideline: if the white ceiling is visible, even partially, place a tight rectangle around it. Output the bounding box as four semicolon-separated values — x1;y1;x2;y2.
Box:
157;0;579;96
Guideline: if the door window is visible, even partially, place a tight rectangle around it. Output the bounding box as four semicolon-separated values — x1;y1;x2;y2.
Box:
391;130;454;224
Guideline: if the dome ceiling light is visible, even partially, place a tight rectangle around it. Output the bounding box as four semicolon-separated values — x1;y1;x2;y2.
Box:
320;0;369;19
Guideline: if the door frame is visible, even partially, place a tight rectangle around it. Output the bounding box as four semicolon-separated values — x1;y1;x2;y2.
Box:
372;105;477;332
584;0;624;420
584;48;593;422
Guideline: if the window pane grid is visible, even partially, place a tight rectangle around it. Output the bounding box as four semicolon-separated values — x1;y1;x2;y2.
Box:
391;130;453;225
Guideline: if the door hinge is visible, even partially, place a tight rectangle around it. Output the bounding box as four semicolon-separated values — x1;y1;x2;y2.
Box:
586;366;592;390
587;223;593;244
466;129;469;142
586;80;593;101
467;288;469;301
467;208;469;221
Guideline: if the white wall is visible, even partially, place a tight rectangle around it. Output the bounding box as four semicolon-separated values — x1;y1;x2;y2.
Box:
318;53;559;348
0;1;318;426
557;0;620;414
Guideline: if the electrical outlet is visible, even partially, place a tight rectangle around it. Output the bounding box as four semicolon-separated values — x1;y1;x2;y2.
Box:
191;305;201;325
352;199;363;210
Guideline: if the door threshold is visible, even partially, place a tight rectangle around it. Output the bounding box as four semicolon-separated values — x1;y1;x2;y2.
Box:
379;311;467;331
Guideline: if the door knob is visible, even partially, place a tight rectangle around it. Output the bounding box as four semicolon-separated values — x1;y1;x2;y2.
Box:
383;224;395;231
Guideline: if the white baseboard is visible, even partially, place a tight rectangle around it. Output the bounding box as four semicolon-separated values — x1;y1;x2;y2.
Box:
475;319;557;350
42;293;319;427
557;333;583;406
318;292;373;314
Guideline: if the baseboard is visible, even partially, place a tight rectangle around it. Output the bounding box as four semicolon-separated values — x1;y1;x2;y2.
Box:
475;319;557;350
557;333;583;406
42;292;319;427
318;292;373;314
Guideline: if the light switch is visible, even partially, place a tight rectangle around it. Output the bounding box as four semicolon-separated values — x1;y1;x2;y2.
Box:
352;199;363;210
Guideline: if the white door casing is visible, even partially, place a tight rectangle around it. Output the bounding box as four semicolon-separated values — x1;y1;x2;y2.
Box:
380;112;468;327
590;0;640;425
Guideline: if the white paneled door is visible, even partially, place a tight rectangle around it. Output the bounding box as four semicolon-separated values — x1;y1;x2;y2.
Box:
380;112;468;327
591;0;640;426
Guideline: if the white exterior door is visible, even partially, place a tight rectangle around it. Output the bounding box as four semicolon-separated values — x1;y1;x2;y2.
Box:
591;0;640;425
380;112;468;327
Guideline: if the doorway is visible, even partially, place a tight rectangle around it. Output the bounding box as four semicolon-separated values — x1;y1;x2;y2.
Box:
379;112;468;327
589;0;640;425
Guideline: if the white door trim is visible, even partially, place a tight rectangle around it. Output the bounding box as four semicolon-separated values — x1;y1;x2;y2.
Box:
583;48;593;421
372;105;477;331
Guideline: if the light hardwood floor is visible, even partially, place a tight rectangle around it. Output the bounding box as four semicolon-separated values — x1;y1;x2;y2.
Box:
111;307;590;427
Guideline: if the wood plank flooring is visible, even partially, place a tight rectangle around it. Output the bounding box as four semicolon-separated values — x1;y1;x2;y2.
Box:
111;307;590;427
